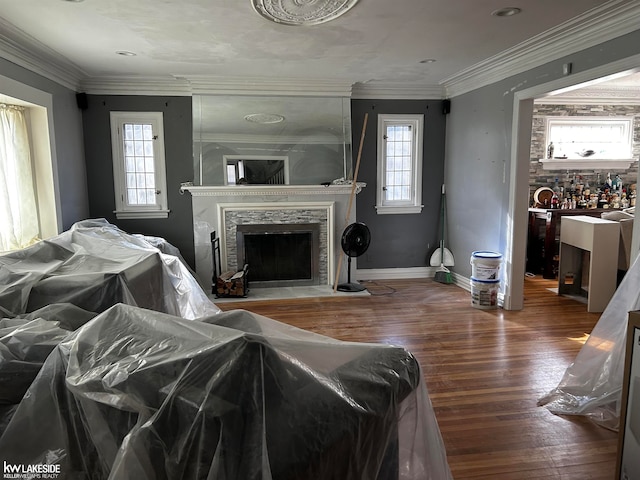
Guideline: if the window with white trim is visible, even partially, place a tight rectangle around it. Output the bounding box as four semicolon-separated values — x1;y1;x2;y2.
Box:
376;114;424;214
110;112;169;219
540;116;635;170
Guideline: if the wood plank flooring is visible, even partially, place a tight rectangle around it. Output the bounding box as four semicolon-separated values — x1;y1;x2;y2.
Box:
217;275;618;479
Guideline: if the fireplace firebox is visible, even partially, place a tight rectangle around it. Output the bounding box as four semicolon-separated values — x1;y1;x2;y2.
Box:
236;223;320;287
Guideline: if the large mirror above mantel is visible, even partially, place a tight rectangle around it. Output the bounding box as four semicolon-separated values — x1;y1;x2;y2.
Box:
192;94;353;186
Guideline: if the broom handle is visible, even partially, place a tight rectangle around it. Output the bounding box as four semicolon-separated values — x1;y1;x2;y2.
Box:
345;113;368;222
333;112;368;292
440;184;445;265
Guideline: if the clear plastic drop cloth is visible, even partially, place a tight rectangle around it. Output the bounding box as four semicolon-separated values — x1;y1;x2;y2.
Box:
538;254;640;430
0;219;220;320
0;304;452;480
0;303;98;433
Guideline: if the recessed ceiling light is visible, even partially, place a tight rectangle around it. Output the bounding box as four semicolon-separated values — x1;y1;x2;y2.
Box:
244;113;285;124
420;59;436;64
116;51;137;56
491;7;522;17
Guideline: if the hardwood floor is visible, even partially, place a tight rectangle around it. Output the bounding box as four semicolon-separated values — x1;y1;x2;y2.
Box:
217;275;618;479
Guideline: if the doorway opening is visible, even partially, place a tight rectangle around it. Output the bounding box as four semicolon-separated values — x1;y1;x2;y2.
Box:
507;55;640;310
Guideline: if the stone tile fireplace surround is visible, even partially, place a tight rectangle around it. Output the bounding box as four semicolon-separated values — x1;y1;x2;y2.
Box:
185;184;364;291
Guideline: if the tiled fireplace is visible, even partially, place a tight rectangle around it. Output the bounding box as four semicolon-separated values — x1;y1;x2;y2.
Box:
221;203;330;286
184;184;364;291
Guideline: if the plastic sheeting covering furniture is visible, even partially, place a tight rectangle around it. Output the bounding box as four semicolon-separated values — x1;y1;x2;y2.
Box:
0;304;452;479
0;303;98;434
538;254;640;430
0;219;452;479
0;219;220;320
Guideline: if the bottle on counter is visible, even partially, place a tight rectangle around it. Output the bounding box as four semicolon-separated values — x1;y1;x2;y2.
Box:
568;176;575;198
578;197;588;209
547;142;554;159
621;193;630;209
576;176;584;197
583;177;590;198
611;193;620;209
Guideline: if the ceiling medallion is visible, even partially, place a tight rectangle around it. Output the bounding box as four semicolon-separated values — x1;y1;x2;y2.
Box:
244;113;285;124
252;0;360;26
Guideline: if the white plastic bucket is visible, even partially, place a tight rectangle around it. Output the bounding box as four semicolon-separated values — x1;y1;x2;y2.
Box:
470;251;502;280
470;278;500;309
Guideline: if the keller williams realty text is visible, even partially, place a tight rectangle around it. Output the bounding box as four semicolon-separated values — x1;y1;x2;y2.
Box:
3;461;61;479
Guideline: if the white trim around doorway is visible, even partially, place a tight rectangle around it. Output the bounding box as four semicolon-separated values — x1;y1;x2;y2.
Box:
505;53;640;310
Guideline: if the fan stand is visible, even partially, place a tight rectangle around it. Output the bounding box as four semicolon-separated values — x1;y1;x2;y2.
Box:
337;256;366;292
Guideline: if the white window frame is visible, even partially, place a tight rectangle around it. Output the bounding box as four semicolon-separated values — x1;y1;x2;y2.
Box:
110;112;169;219
376;114;424;214
540;116;635;170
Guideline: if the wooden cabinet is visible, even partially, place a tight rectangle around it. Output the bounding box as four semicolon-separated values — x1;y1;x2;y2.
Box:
527;208;609;278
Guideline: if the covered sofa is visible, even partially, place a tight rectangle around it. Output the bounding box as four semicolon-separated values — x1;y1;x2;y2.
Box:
0;218;220;319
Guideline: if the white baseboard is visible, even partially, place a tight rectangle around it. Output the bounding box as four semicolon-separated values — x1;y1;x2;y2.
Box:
452;272;471;292
355;267;436;280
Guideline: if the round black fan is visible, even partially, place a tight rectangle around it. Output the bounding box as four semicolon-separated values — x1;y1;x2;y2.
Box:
337;222;371;292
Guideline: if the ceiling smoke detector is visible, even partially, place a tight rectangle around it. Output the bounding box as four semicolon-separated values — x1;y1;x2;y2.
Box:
244;113;285;124
252;0;360;26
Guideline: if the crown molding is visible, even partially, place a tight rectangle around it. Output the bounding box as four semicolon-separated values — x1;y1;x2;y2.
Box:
442;1;640;98
0;18;85;91
78;76;193;96
187;76;353;97
79;74;354;97
351;81;445;100
536;84;640;105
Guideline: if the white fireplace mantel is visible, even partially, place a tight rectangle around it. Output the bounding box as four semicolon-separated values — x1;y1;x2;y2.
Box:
180;183;366;196
187;182;366;290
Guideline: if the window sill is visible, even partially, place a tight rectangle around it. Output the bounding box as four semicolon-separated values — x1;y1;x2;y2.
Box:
375;205;424;215
114;209;170;219
539;158;635;170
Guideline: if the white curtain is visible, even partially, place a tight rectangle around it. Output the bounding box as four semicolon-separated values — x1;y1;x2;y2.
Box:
0;103;39;251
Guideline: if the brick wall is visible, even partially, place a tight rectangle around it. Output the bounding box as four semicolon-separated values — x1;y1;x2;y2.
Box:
529;104;640;203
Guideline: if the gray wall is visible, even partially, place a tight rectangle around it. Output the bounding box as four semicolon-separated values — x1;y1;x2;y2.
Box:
82;95;196;267
446;29;640;279
0;58;89;230
352;99;447;269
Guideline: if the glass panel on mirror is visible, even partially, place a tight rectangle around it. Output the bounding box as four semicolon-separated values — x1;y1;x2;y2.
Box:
193;95;352;186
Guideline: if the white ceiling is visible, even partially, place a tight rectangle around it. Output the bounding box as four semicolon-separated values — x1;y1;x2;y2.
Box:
1;0;639;97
